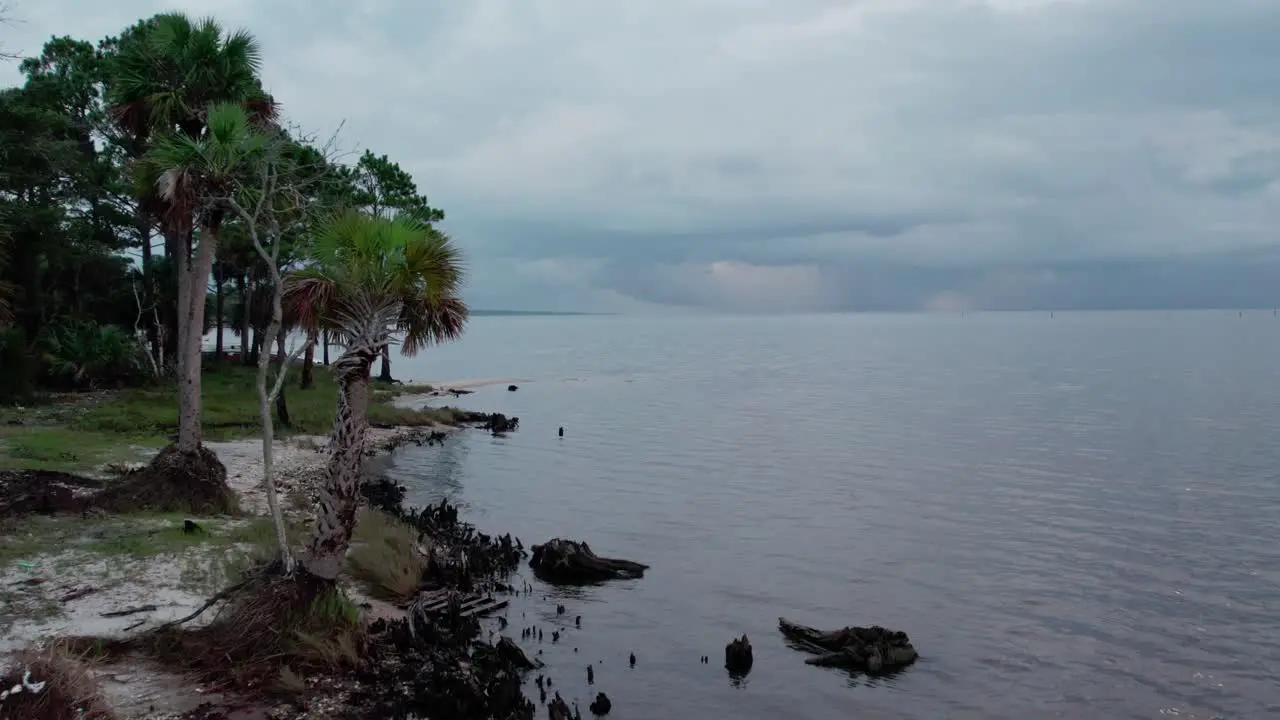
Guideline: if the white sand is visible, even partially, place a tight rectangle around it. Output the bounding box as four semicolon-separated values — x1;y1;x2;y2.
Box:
1;411;456;717
404;377;527;397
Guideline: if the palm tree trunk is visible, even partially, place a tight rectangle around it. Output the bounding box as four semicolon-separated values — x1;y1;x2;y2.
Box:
251;326;263;365
236;273;249;365
300;328;316;390
378;345;393;383
162;227;181;369
322;329;330;365
176;226;218;453
214;264;225;359
304;346;375;579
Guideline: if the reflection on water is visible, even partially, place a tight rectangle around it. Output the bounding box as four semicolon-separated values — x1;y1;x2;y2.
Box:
382;312;1280;719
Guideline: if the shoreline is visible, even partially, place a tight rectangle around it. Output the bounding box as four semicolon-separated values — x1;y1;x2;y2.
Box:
0;381;501;719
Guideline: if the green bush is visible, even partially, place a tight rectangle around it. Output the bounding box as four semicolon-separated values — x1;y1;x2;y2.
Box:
38;321;145;390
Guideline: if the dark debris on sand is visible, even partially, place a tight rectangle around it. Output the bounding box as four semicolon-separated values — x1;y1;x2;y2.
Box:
329;477;537;719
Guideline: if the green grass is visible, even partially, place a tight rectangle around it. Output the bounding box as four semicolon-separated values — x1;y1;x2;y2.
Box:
0;513;280;570
347;506;426;603
0;361;458;473
1;361;453;438
0;426;162;472
71;361;456;439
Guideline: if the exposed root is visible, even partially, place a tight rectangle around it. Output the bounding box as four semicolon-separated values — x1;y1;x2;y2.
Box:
351;612;536;719
152;568;361;689
360;479;526;594
96;444;235;515
0;470;102;517
0;641;117;720
68;563;363;695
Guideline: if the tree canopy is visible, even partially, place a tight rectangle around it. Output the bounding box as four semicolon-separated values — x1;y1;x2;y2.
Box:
0;13;456;402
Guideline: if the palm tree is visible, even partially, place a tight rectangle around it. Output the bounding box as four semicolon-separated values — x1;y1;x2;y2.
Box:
285;212;467;579
107;12;274;444
108;14;271;140
134;102;265;502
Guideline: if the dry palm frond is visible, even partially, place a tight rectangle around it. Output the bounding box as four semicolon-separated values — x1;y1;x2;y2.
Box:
0;641;117;719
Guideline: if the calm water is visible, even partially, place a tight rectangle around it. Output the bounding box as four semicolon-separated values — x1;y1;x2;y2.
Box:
381;312;1280;719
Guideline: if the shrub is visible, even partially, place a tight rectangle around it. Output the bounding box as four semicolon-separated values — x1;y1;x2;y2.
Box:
38;321;145;390
0;642;117;719
347;507;427;603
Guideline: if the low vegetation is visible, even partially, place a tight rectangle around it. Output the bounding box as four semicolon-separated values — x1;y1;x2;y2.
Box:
347;507;427;603
0;513;280;571
0;361;450;472
0;427;160;473
0;641;116;720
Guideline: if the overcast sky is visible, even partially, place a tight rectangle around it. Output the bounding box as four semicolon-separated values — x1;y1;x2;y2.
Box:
6;0;1280;312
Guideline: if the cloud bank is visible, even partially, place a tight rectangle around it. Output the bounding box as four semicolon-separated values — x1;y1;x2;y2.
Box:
8;0;1280;311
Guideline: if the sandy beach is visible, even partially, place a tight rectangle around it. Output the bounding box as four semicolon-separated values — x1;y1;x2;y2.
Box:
0;397;466;718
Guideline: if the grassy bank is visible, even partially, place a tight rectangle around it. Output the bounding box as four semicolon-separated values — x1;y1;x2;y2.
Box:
0;360;461;473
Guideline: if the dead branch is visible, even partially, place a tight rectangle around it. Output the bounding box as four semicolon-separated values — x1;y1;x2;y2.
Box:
138;575;254;636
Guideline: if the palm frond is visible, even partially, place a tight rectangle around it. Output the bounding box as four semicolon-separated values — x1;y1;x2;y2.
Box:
400;294;467;356
287;212;469;356
283;273;339;333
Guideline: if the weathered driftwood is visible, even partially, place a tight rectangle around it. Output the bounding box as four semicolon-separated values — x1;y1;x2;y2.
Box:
724;635;753;675
778;617;918;674
529;539;648;584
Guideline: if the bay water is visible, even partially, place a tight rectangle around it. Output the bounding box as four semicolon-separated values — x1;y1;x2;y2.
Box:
381;311;1279;719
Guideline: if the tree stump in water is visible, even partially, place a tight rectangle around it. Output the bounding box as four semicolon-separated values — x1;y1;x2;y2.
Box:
547;693;571;720
494;635;540;670
778;617;918;674
589;692;612;716
724;635;753;675
529;539;648;584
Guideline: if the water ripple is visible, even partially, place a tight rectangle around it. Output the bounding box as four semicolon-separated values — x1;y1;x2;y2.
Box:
385;312;1280;719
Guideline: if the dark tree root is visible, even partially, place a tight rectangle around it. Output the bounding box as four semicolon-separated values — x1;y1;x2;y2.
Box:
360;480;526;594
0;470;103;517
0;444;234;519
349;598;537;718
778;617;919;675
96;445;235;515
529;539;648;584
62;563;351;692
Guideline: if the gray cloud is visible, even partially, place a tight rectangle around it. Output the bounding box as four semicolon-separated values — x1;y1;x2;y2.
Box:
7;0;1280;311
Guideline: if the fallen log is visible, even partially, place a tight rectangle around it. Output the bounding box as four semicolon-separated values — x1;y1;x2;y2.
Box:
778;617;918;675
529;539;648;584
